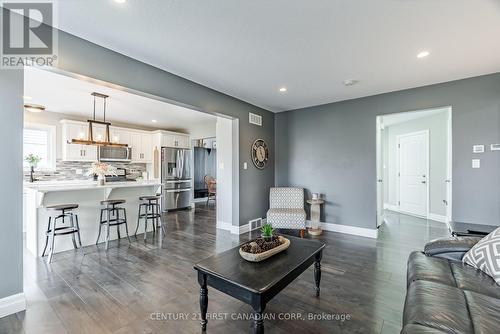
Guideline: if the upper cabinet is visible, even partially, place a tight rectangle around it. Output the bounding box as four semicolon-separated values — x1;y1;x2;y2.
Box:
61;120;189;163
61;120;97;161
130;131;152;163
162;133;190;149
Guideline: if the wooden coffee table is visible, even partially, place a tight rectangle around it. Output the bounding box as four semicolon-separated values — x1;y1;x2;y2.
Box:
194;235;325;333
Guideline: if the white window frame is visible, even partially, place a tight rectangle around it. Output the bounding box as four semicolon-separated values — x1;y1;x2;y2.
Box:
23;122;57;172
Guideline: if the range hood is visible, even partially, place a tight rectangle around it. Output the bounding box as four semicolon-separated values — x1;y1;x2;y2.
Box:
69;92;128;147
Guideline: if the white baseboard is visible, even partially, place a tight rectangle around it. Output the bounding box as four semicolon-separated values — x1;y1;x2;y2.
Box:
306;220;378;239
217;220;263;235
384;203;399;212
427;213;447;223
0;293;26;318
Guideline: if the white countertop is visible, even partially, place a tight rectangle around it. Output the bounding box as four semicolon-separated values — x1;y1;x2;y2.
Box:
24;179;161;193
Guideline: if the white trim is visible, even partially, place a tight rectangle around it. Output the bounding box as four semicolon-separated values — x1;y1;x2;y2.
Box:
383;203;399;212
217;218;267;235
306;220;378;239
445;107;453;224
0;293;26;318
427;213;447;223
193;197;209;203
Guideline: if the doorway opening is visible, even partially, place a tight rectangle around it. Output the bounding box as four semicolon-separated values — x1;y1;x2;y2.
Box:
22;66;239;260
376;107;452;227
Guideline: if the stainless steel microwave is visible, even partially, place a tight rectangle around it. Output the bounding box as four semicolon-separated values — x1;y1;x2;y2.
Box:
98;146;132;162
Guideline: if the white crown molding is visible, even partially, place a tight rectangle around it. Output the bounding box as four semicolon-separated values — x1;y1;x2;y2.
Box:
0;293;26;318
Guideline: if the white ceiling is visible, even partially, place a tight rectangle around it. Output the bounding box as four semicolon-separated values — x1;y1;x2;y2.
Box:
51;0;500;112
24;67;217;134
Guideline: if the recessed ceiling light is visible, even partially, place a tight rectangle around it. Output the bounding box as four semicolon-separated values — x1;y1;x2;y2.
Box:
114;0;126;3
151;119;158;123
343;79;359;87
24;103;45;113
417;51;430;59
23;95;32;100
279;87;287;92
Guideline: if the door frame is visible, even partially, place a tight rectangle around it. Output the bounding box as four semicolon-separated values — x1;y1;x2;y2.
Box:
376;106;453;227
396;130;430;219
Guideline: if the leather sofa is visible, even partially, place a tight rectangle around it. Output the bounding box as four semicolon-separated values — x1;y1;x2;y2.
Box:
402;236;500;334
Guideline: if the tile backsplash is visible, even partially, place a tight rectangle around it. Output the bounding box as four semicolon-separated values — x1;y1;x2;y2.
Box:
25;160;147;182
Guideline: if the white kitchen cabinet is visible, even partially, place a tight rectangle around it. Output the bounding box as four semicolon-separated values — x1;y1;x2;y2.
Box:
61;121;97;161
130;131;152;163
162;133;190;149
109;127;131;145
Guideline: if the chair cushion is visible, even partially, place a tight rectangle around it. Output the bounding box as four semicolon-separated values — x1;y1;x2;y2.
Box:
401;324;449;334
464;290;500;334
463;227;500;284
269;187;304;209
267;208;306;229
451;262;500;298
406;251;456;288
403;280;473;334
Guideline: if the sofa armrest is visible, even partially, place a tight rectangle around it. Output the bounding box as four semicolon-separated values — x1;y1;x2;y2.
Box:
424;236;482;261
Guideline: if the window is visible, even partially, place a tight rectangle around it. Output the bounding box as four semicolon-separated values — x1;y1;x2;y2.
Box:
23;123;56;171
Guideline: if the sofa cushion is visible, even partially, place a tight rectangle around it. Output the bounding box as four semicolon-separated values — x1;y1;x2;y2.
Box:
407;252;456;288
465;290;500;334
403;280;473;334
450;262;500;298
463;227;500;284
401;324;449;334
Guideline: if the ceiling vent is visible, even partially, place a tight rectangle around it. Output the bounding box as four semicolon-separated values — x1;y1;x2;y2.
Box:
249;112;262;126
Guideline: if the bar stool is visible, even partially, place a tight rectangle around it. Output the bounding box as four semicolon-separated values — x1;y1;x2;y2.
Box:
42;204;83;263
135;195;165;240
96;199;130;250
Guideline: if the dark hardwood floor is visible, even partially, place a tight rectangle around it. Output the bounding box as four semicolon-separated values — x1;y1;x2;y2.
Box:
0;205;448;334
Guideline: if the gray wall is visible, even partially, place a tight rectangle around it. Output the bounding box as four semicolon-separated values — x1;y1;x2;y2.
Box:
383;111;448;216
276;73;500;229
0;70;24;299
1;23;274;301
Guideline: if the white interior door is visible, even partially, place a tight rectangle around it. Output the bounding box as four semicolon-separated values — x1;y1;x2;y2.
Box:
398;131;428;217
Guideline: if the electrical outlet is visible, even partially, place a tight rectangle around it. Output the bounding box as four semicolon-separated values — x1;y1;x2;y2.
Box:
75;168;83;175
472;159;481;169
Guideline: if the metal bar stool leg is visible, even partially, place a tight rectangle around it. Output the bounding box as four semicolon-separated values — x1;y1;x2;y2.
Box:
105;208;111;250
69;212;78;250
144;204;148;241
42;216;51;257
122;208;131;244
135;204;142;238
150;204;156;234
115;207;121;240
47;216;57;263
96;209;103;245
74;213;83;248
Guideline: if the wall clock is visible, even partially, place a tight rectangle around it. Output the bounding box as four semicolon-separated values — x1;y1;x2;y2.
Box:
251;139;269;169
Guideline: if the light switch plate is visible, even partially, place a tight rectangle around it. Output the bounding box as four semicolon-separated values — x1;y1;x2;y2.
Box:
472;159;481;169
473;145;485;153
491;144;500;151
243;162;248;170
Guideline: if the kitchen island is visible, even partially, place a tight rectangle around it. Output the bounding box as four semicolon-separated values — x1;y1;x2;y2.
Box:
24;180;161;257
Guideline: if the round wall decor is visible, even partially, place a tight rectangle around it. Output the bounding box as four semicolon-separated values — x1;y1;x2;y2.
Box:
251;139;269;169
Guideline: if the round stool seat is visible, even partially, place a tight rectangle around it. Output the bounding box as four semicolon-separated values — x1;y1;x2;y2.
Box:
139;196;160;201
46;204;79;211
101;199;126;206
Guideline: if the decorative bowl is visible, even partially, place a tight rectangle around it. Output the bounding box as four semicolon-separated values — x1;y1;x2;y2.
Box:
239;236;290;262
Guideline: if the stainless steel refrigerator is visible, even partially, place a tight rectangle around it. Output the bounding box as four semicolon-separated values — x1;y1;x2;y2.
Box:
161;147;192;211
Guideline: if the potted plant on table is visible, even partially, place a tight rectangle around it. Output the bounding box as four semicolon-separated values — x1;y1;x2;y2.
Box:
25;154;41;183
261;223;275;242
87;161;117;186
